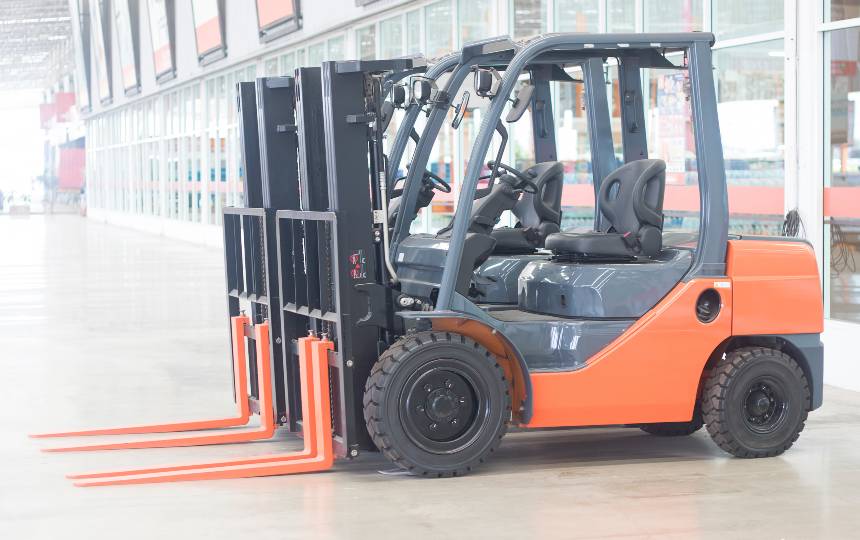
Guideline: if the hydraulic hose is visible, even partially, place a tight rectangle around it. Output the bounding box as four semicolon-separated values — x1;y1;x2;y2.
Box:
378;170;399;283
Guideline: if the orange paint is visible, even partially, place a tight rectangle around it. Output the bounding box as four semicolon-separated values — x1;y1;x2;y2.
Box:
524;279;732;428
72;336;335;486
727;239;823;335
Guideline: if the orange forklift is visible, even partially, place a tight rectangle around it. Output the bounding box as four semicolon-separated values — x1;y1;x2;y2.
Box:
34;33;823;484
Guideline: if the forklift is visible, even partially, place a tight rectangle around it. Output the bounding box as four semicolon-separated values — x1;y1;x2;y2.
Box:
373;33;824;476
34;33;823;484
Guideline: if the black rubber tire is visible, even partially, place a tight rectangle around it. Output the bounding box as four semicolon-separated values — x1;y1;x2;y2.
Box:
363;331;510;477
702;346;810;458
640;410;704;437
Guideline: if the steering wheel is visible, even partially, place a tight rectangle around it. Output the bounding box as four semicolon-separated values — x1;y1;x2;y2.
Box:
484;161;539;194
393;168;452;195
422;169;452;193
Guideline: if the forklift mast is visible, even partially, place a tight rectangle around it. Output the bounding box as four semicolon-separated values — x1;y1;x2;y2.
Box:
228;59;421;457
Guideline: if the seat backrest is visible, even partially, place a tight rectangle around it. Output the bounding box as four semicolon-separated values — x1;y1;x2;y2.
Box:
598;159;666;256
511;161;563;233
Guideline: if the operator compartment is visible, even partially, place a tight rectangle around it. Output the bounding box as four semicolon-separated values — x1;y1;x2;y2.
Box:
396;160;565;301
517;158;693;318
517;248;692;318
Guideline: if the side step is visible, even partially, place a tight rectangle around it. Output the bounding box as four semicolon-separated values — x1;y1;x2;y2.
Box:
68;337;334;486
34;316;276;452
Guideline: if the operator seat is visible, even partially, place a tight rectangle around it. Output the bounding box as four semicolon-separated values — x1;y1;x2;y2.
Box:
490;161;564;254
545;159;666;258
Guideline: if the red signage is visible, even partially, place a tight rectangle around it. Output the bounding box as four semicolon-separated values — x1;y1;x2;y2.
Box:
192;0;224;59
147;0;174;79
59;147;86;190
256;0;294;29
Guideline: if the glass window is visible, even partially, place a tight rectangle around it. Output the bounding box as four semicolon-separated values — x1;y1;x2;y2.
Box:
553;68;594;230
825;27;860;323
511;0;546;39
828;0;860;22
714;40;785;235
406;10;421;55
356;25;376;60
644;0;703;32
264;57;278;75
555;0;599;33
425;1;453;58
645;64;701;233
460;0;494;44
607;0;635;32
328;36;346;60
714;0;783;41
307;42;325;66
280;51;296;75
380;16;403;59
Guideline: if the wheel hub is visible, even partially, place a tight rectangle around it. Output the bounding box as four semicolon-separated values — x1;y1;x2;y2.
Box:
743;380;786;432
402;364;481;450
426;388;460;422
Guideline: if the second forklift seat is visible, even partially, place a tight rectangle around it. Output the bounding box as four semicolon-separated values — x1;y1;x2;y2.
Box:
545;159;666;258
490;161;564;254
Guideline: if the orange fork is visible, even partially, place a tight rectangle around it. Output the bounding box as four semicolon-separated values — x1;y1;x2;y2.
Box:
39;319;276;452
69;337;335;486
31;315;253;438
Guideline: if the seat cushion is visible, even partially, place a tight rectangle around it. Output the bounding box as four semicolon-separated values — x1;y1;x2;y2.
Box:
490;227;537;254
544;231;631;257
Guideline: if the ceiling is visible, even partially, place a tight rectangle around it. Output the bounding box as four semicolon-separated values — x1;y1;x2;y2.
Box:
0;0;72;91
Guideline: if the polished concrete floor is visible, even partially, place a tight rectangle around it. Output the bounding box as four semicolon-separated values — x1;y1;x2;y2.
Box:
2;214;860;539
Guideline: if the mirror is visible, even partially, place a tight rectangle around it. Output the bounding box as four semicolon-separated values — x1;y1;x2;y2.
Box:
451;91;470;129
474;68;497;97
505;84;534;123
411;77;433;104
392;85;407;107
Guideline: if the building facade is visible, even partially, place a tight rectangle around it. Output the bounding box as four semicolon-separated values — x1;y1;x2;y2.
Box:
70;0;860;388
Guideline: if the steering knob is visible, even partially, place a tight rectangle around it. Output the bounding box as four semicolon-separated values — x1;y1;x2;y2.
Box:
499;174;520;187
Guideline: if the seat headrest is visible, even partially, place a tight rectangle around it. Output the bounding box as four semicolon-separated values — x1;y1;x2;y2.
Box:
512;161;563;228
598;159;666;236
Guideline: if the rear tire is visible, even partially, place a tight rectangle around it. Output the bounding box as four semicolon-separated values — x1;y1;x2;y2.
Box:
363;331;510;477
702;346;810;458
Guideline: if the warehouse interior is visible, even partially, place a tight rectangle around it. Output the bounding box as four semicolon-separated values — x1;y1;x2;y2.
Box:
2;1;860;538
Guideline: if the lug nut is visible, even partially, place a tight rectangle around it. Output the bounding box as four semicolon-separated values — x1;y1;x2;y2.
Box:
416;404;425;412
451;418;458;425
458;396;465;404
429;423;438;430
424;384;432;392
445;379;453;389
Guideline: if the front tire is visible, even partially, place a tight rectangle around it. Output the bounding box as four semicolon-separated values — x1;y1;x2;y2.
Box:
363;331;510;477
702;347;810;458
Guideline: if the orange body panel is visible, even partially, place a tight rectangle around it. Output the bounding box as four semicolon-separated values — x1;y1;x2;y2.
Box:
525;278;732;428
727;239;823;335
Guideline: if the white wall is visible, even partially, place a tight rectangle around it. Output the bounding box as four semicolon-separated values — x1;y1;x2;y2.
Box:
89;0;417;116
823;320;860;392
